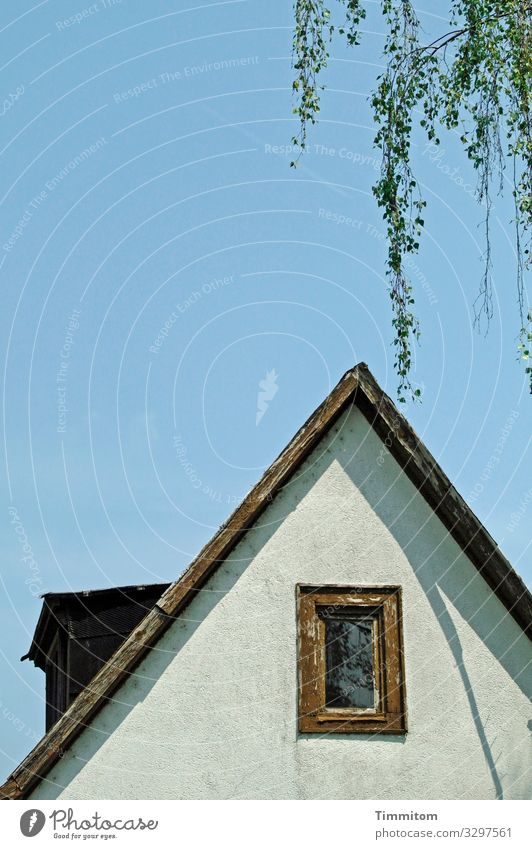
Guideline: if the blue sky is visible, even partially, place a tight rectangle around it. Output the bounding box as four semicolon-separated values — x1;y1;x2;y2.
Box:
0;0;530;780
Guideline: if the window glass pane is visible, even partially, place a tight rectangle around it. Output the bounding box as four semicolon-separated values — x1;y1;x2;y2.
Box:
324;617;375;709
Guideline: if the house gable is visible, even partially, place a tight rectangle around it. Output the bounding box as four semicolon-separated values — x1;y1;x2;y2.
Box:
25;403;531;800
1;363;530;799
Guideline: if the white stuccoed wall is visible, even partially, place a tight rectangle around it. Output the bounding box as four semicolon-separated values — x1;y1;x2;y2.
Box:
30;405;531;800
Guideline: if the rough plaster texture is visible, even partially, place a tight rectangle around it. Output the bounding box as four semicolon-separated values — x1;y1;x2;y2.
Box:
30;406;531;800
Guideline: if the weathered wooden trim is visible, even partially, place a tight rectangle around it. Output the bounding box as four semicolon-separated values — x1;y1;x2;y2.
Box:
1;362;529;798
0;778;23;800
298;584;405;596
382;594;402;715
299;715;406;735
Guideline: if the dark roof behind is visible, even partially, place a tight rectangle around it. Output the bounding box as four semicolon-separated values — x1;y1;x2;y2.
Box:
23;583;171;670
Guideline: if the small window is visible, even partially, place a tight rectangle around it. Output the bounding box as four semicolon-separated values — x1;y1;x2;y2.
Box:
297;585;407;733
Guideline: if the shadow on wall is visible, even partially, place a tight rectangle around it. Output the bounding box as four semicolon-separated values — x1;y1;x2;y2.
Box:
426;586;504;799
341;435;532;802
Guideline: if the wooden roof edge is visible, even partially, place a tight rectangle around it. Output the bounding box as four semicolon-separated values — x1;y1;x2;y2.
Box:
1;362;530;800
156;364;360;618
353;363;532;637
0;365;360;801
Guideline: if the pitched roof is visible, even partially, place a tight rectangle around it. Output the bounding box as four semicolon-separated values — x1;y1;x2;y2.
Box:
1;363;530;799
23;583;171;671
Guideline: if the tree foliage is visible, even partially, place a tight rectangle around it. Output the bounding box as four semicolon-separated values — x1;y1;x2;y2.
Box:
291;0;532;400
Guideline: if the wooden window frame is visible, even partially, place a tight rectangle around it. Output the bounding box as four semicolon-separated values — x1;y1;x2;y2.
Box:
297;585;407;734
